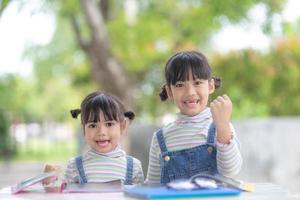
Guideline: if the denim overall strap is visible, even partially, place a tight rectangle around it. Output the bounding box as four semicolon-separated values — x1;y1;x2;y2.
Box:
75;156;87;184
124;156;133;185
156;128;168;153
207;122;216;145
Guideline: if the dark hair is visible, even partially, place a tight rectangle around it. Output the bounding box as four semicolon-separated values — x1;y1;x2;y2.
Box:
159;51;221;101
70;91;135;124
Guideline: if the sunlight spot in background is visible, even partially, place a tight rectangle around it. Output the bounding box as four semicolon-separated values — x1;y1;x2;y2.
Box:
212;4;268;52
0;0;55;76
125;0;138;25
212;0;300;53
162;114;176;126
212;23;271;53
282;0;300;22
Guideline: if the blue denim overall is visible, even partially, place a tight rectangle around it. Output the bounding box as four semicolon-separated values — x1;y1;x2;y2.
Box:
157;123;218;184
75;155;134;185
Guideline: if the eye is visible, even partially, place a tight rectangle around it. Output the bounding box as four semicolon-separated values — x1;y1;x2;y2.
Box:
175;82;184;88
105;122;115;127
194;80;203;85
87;123;97;128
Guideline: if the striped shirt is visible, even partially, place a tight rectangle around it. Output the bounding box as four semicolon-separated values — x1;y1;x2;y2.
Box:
146;107;242;184
64;145;144;184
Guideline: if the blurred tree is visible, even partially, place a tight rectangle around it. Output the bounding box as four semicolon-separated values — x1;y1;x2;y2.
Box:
267;36;300;115
0;0;10;17
211;36;300;118
0;110;16;159
32;0;286;119
0;0;291;123
0;75;30;121
67;0;134;106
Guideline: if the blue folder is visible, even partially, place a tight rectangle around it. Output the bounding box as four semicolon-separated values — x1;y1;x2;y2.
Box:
124;185;241;199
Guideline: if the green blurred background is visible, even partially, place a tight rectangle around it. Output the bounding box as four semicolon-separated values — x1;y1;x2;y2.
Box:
0;0;299;170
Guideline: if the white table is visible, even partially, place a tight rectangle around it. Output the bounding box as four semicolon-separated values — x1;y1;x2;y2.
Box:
1;183;299;200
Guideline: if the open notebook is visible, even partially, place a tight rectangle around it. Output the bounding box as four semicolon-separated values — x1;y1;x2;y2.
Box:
11;172;57;194
11;172;122;194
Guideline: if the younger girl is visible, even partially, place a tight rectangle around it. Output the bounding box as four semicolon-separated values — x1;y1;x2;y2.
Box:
44;91;144;186
146;51;242;184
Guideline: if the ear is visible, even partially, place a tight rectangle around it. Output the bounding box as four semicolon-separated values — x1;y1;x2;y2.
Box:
165;85;173;100
120;118;129;135
208;79;215;94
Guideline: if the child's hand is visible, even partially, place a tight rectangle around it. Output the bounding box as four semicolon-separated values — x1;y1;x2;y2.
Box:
210;94;232;125
210;94;232;144
42;164;62;192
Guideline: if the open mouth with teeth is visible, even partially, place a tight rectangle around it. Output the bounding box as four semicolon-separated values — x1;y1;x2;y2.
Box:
184;99;200;107
96;140;110;148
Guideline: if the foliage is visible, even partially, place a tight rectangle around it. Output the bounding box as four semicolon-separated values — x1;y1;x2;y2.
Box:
0;0;293;124
211;36;300;118
0;75;34;122
0;0;10;16
102;0;287;121
267;37;300;115
0;110;16;158
13;139;76;161
23;16;98;122
108;0;286;74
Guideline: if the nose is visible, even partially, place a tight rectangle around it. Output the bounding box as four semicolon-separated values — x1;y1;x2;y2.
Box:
97;124;107;136
98;130;106;136
186;82;196;95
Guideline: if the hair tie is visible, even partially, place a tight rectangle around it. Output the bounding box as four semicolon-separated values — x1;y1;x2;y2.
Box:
124;111;135;120
70;109;81;119
159;84;168;101
212;76;221;89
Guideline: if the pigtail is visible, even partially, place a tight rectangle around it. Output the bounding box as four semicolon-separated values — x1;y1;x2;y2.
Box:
159;84;168;101
212;76;221;89
124;111;135;121
70;109;81;119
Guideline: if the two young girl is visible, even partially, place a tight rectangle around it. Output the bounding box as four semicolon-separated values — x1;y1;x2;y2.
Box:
45;50;242;187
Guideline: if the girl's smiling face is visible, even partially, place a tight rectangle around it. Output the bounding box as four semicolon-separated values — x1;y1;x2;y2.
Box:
83;111;125;153
167;70;215;116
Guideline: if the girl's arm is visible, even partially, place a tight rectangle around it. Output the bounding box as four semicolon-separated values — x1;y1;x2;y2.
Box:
64;158;78;184
216;124;243;175
146;133;161;184
132;158;145;184
210;94;232;144
210;95;242;175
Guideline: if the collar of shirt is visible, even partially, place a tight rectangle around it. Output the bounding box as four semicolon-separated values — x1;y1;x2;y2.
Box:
87;144;126;158
175;107;211;125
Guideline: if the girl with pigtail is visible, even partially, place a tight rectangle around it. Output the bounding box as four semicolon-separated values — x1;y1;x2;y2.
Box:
43;91;144;189
146;51;242;184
